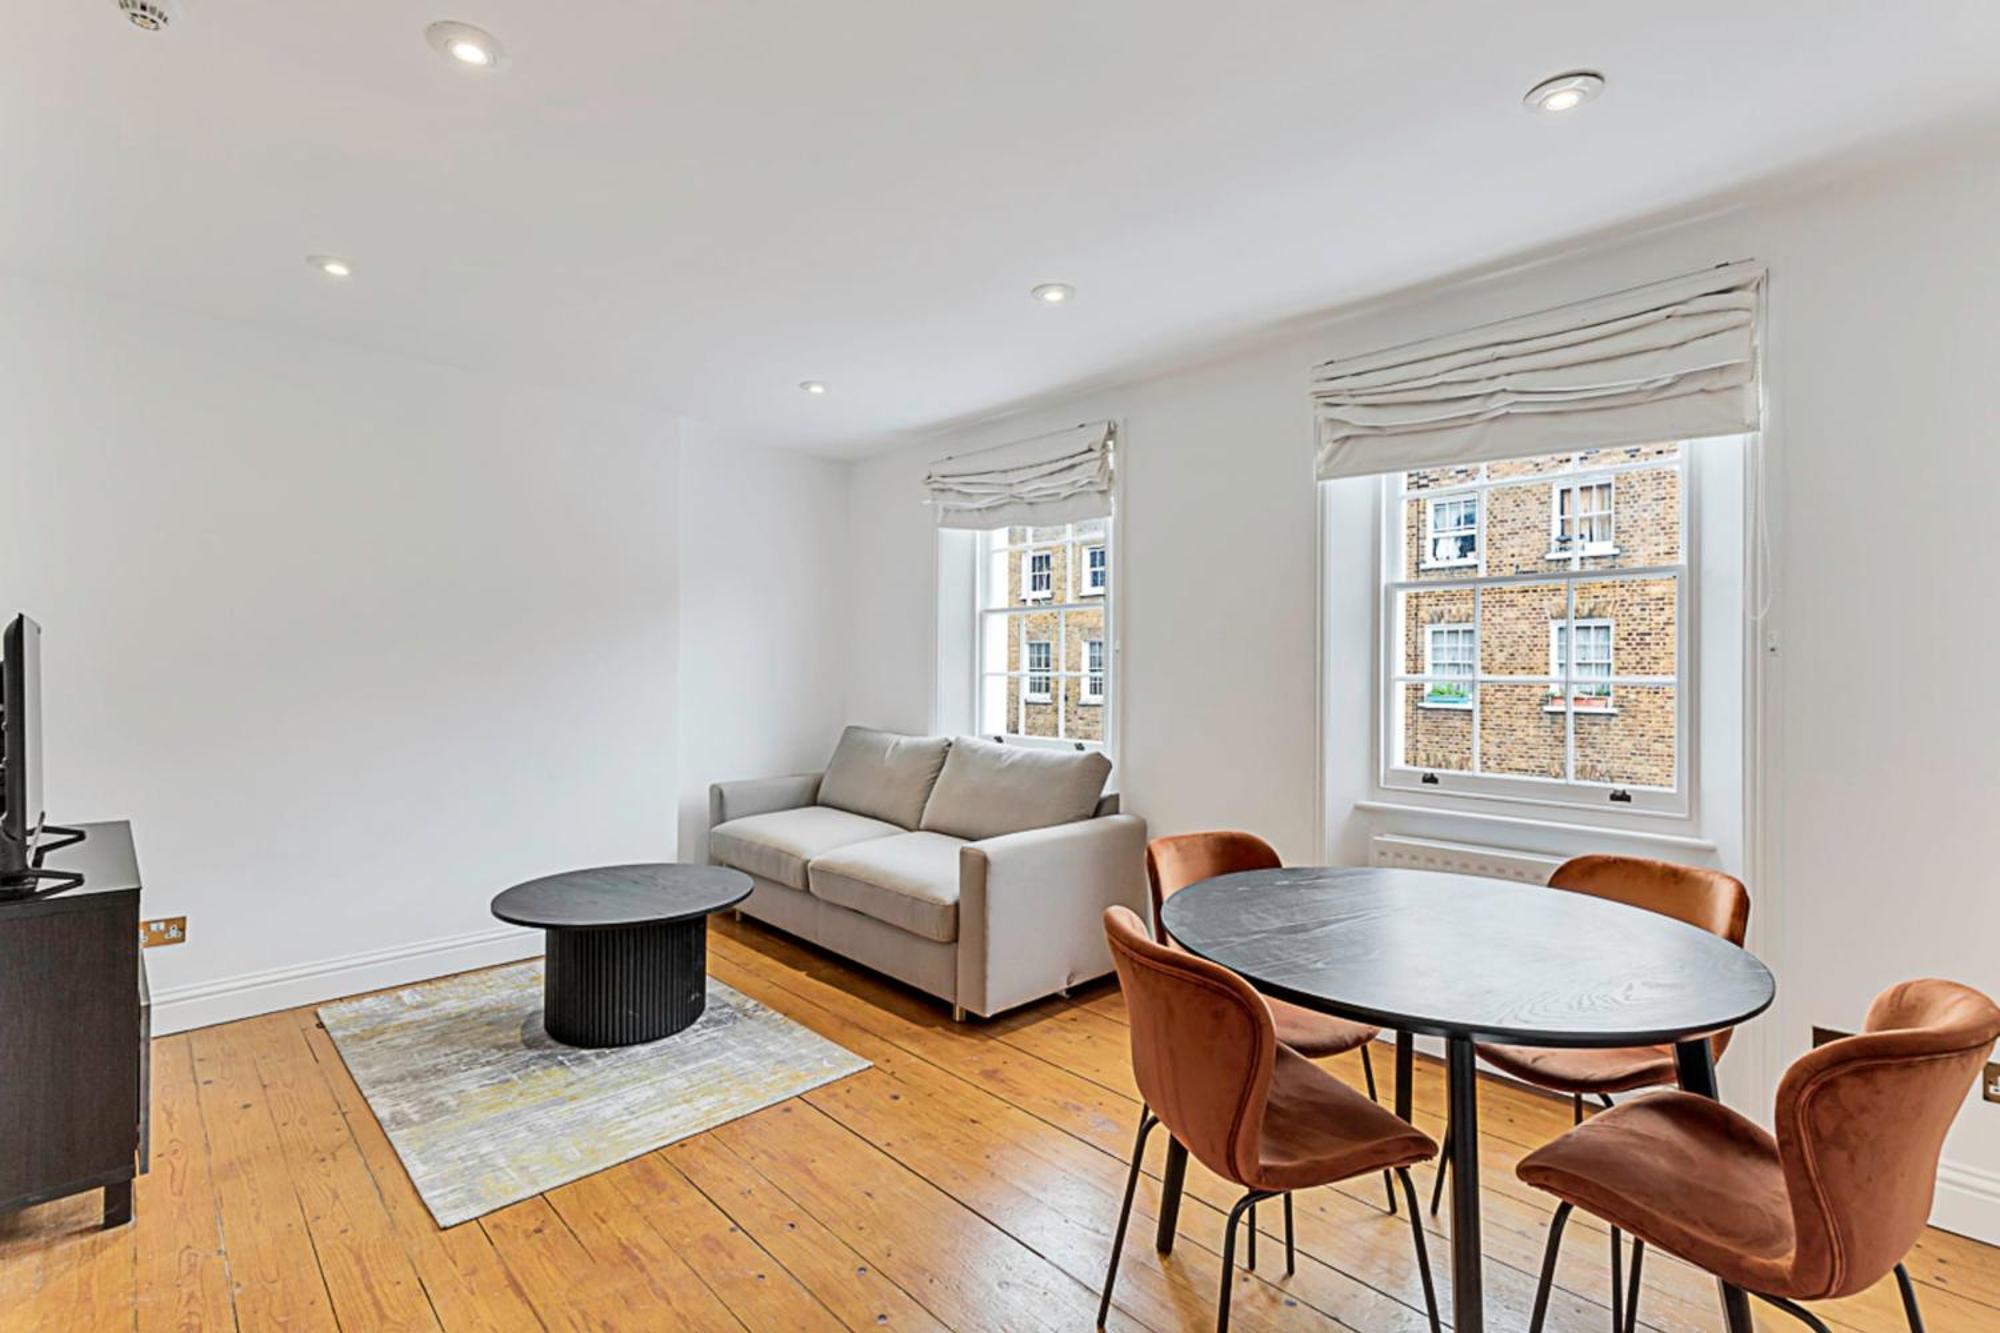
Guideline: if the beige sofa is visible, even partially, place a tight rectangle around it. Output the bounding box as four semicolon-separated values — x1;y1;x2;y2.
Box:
708;727;1147;1020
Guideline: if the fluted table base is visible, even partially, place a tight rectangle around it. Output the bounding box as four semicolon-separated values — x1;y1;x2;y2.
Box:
541;920;707;1048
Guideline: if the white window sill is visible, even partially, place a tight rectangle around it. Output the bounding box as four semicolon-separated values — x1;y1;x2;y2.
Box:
1352;798;1715;852
1546;546;1620;560
1419;558;1479;571
1080;588;1106;597
1543;703;1618;715
1080;698;1104;707
1417;701;1474;711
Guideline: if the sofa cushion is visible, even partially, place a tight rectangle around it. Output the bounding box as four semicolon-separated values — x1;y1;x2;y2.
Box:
816;726;953;830
710;806;902;891
918;736;1113;841
808;832;966;944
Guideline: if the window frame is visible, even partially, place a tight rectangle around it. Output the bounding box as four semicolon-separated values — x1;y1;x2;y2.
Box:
1022;548;1055;602
1024;638;1054;702
1378;449;1693;818
1422;493;1481;569
1081;543;1108;596
1082;637;1106;705
1551;477;1617;557
972;520;1116;753
1547;618;1616;712
1421;623;1476;710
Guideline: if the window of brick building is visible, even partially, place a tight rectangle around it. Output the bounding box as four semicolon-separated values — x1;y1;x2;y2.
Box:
1025;640;1053;701
1425;494;1479;567
1553;479;1616;555
1083;544;1108;595
1383;443;1686;813
1022;549;1054;601
975;520;1113;747
1549;619;1614;711
1422;624;1476;709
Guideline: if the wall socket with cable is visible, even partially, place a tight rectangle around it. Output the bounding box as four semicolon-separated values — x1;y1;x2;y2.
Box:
1985;1062;2000;1105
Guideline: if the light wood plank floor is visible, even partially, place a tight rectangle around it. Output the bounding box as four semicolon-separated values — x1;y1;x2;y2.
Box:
4;916;1996;1331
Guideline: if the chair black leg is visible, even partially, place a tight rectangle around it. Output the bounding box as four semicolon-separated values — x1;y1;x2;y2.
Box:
1894;1262;1926;1333
1361;1044;1396;1214
1097;1108;1157;1329
1283;1192;1296;1275
1528;1201;1573;1333
1428;1122;1451;1216
1247;1201;1257;1270
1394;1168;1442;1333
1216;1191;1271;1333
1573;1092;1586;1125
1611;1226;1623;1333
1624;1232;1640;1328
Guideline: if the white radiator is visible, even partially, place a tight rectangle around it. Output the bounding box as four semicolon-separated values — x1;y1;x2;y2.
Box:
1368;834;1564;884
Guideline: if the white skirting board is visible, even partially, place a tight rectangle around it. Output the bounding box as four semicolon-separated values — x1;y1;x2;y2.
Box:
149;924;545;1035
1377;1034;1999;1246
1933;1160;2000;1245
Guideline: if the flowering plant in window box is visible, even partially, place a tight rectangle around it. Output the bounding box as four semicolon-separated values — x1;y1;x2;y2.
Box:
1545;688;1615;712
1422;683;1472;708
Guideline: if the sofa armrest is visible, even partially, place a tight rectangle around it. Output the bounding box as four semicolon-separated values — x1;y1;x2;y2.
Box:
709;773;823;830
956;812;1148;1019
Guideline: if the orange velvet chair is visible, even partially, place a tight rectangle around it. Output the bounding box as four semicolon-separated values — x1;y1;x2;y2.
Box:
1096;906;1441;1332
1430;854;1751;1221
1516;978;2000;1333
1148;831;1400;1212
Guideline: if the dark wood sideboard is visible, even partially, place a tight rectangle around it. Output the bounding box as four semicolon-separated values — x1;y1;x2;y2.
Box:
0;821;148;1227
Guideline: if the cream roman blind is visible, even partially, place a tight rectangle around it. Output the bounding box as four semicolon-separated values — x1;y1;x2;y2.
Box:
1311;262;1764;479
923;421;1115;529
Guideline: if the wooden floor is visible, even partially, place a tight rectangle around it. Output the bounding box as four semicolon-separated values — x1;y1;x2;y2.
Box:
4;918;1997;1332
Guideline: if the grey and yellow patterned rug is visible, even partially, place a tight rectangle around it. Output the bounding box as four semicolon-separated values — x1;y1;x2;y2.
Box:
319;961;869;1227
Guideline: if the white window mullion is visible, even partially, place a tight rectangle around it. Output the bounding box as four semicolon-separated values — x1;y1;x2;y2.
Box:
1471;584;1484;774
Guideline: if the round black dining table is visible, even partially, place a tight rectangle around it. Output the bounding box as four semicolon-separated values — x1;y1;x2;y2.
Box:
1160;865;1775;1333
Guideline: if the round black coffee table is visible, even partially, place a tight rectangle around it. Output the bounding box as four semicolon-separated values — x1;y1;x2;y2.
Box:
491;863;752;1048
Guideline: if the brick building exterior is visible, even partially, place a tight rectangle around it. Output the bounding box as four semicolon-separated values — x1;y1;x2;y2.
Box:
991;520;1109;743
1398;444;1680;790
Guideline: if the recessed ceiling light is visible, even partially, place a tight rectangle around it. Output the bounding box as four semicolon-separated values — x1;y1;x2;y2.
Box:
114;0;181;32
425;21;507;71
307;254;353;279
799;380;827;395
1031;283;1075;304
1524;72;1604;114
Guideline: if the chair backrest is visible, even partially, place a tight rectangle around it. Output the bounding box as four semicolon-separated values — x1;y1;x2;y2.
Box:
1775;979;2000;1299
1145;831;1282;940
1549;854;1751;1059
1102;905;1275;1187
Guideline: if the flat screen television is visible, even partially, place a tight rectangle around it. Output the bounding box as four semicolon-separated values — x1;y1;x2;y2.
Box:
0;614;45;886
0;615;81;898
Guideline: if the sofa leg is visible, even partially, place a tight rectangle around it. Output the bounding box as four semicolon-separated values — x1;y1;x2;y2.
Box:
952;1004;966;1023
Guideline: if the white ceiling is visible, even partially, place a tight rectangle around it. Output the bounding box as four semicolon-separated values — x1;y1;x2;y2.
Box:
9;2;2000;455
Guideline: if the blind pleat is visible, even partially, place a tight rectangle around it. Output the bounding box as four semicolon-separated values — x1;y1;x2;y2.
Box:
1313;263;1763;479
923;422;1115;529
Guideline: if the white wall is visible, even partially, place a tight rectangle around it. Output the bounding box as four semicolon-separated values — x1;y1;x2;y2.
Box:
0;275;684;1030
843;126;2000;1240
676;425;850;860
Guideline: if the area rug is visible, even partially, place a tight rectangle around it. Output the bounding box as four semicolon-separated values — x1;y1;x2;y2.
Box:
319;961;869;1227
